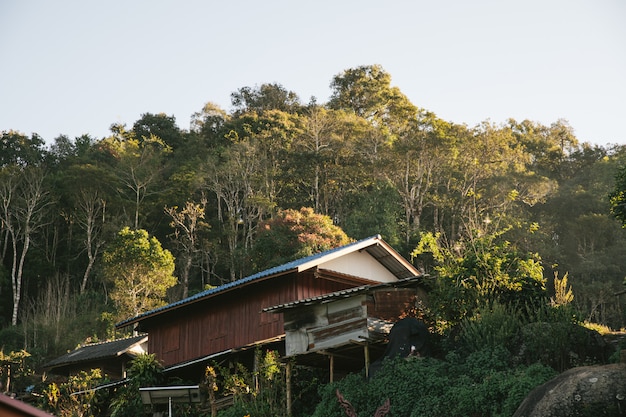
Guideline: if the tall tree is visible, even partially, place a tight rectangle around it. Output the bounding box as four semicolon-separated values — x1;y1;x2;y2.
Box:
104;129;171;229
132;112;184;150
413;224;546;324
165;199;210;299
251;207;351;271
102;227;176;320
384;112;453;245
0;130;46;168
0;166;50;325
328;65;417;141
203;141;264;282
610;161;626;228
231;83;301;114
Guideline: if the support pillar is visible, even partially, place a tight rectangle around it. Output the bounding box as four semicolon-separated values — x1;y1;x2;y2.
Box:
364;343;370;379
286;361;292;417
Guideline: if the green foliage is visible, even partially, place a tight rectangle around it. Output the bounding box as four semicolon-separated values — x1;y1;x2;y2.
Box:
413;227;547;325
312;348;556;417
515;321;608;371
110;354;164;417
609;163;626;227
43;369;109;417
102;227;177;320
251;207;352;271
2;67;626;417
214;349;287;417
0;349;34;393
459;302;522;353
341;180;404;247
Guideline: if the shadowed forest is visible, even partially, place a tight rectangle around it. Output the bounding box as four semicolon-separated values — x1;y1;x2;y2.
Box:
1;65;626;413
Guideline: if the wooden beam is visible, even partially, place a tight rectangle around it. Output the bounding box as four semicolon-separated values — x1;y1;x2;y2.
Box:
364;344;370;379
286;361;292;417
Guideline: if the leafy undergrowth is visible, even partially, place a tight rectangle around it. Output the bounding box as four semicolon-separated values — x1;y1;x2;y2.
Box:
312;347;557;417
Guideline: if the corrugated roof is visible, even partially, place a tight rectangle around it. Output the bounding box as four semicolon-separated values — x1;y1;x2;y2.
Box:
262;275;424;313
43;335;147;370
116;234;420;328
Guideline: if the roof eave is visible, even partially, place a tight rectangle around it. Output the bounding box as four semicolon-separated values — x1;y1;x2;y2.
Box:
116;268;299;329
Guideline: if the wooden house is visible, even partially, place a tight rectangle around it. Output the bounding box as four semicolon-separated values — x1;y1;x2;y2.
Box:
116;235;422;379
43;335;148;379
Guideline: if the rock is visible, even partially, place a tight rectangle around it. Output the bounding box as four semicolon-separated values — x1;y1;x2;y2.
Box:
513;363;626;417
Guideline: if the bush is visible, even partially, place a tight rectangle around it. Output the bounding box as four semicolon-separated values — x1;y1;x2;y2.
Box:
514;322;609;371
215;349;287;417
459;302;522;353
42;369;109;417
311;347;556;417
110;354;165;417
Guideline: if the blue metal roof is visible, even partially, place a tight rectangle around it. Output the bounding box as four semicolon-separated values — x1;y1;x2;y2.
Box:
116;234;417;328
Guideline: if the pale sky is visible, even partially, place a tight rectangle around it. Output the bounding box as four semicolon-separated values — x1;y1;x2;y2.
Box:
1;0;625;147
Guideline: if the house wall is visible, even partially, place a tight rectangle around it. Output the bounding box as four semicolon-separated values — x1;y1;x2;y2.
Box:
366;288;425;321
319;252;399;283
142;271;354;367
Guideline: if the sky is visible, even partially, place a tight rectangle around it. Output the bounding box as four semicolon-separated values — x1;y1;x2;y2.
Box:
1;0;625;148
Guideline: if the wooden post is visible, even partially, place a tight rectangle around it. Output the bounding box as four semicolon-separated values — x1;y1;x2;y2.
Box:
286;361;292;417
329;354;334;383
364;343;370;379
253;350;260;394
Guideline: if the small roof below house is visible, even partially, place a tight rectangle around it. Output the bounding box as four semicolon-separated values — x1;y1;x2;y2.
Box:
43;335;148;374
117;234;421;328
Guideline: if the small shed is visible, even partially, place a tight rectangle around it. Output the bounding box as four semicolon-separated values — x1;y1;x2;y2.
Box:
264;276;426;377
43;335;148;379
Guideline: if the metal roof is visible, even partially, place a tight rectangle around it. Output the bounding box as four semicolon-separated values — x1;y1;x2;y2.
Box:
262;275;424;313
116;234;420;328
43;335;148;370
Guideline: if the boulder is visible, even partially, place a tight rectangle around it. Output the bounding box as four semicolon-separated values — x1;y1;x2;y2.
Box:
513;363;626;417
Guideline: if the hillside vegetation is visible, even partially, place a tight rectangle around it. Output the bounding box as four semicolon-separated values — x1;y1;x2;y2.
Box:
1;66;625;405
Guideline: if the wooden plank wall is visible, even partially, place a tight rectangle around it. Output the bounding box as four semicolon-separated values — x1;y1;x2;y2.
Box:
145;271;355;366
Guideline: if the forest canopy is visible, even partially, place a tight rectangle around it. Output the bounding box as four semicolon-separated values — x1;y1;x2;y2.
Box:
1;65;625;363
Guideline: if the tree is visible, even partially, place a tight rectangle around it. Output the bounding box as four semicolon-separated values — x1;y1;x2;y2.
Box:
105;129;171;229
54;162;114;294
165;199;210;299
132;112;184;150
109;354;164;417
0;130;46;168
231;83;301;114
383;112;454;246
610;163;626;227
251;207;352;271
190;102;231;149
412;224;547;324
328;64;417;142
102;227;176;320
0;166;51;325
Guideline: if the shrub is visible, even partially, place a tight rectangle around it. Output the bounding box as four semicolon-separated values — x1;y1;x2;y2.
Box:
311;347;556;417
42;369;109;417
459;302;522;353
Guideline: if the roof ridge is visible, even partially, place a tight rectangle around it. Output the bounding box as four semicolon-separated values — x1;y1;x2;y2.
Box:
78;334;147;348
